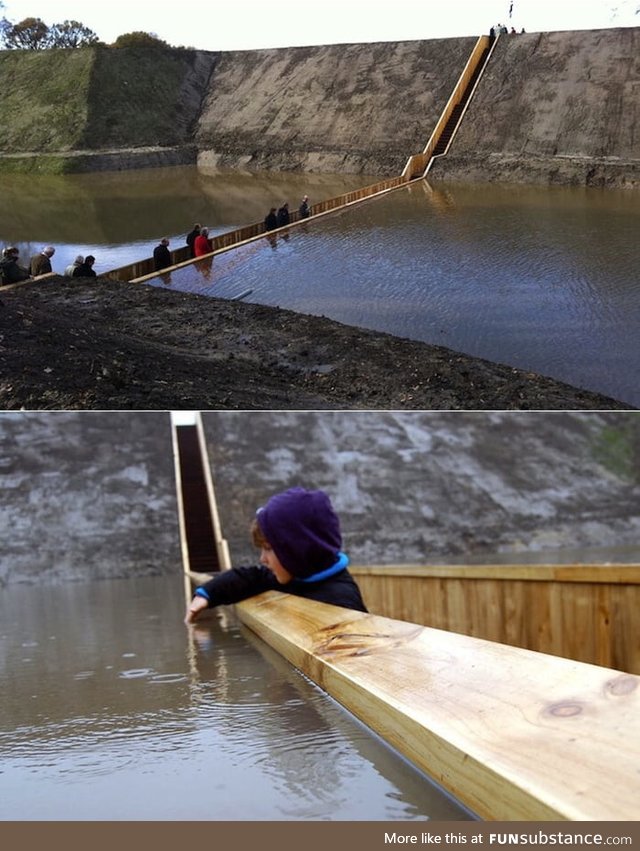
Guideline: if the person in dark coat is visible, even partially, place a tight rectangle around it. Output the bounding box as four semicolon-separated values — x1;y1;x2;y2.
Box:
72;255;97;277
299;195;310;218
185;487;367;623
186;224;201;258
276;203;290;227
264;207;278;230
29;246;55;277
0;247;30;285
153;237;172;271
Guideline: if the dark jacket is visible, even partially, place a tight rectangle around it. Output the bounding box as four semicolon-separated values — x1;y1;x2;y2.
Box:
153;243;172;271
186;228;200;257
264;211;278;231
276;206;290;227
195;564;367;612
0;257;30;285
72;262;96;278
299;199;310;218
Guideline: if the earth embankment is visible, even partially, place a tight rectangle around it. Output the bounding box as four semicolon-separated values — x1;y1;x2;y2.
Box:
196;38;475;175
0;29;638;186
0;46;216;172
431;28;640;188
0;277;633;412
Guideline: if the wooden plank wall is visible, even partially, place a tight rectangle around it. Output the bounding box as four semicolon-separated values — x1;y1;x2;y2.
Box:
235;590;640;821
350;564;640;675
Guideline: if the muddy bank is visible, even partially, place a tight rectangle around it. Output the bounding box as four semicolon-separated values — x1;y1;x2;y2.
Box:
0;278;632;411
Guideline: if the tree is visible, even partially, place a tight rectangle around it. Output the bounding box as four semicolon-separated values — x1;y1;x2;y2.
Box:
111;31;168;49
0;15;99;50
48;20;99;48
2;16;50;50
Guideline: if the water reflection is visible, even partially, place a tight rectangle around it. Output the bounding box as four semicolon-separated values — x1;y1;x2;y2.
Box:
0;166;376;272
0;575;472;821
1;167;637;405
159;180;640;406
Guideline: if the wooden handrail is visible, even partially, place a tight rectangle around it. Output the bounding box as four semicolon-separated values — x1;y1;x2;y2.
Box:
351;563;640;583
232;590;640;821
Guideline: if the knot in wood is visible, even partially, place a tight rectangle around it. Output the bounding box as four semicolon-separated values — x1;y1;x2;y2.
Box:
545;701;583;718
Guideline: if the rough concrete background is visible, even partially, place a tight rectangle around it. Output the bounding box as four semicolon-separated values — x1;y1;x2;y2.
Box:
0;413;179;586
196;38;476;175
202;412;640;567
2;412;638;587
432;28;640;188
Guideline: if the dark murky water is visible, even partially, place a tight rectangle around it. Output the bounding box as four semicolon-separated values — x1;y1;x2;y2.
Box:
0;575;473;821
1;167;638;405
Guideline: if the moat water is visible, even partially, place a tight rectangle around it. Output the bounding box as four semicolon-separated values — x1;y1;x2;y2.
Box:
1;166;638;406
0;575;473;821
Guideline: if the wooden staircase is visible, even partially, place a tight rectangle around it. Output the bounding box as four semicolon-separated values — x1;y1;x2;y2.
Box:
431;40;493;156
174;424;222;574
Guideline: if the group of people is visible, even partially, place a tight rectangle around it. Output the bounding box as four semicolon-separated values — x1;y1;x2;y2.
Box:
265;196;310;231
0;244;98;286
490;24;524;35
153;195;314;272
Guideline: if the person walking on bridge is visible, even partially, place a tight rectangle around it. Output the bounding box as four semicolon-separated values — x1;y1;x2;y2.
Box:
0;247;30;285
194;227;213;257
186;223;201;258
30;246;55;277
299;195;310;218
153;238;172;271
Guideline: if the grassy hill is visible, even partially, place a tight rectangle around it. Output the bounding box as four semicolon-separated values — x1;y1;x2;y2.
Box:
0;48;94;153
0;46;215;171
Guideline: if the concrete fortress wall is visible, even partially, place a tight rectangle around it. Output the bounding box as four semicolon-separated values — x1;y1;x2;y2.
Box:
2;412;640;586
0;28;637;186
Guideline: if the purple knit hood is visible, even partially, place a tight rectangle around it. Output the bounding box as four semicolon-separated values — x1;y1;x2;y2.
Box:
256;487;342;579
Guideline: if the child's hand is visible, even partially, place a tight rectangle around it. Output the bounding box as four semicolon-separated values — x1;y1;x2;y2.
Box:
184;595;209;624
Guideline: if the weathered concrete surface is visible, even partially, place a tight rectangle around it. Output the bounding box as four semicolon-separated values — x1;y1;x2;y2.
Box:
0;413;179;586
196;39;476;176
432;28;640;188
2;412;639;586
202;412;640;569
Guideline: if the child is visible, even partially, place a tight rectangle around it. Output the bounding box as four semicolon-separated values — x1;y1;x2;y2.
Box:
185;487;367;623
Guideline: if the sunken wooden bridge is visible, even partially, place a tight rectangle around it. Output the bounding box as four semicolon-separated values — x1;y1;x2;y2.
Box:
171;413;640;821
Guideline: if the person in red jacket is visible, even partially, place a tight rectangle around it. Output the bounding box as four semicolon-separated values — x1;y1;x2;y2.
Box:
184;487;367;623
193;227;212;257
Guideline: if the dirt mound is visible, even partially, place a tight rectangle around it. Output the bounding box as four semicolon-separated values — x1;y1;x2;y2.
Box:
0;277;632;411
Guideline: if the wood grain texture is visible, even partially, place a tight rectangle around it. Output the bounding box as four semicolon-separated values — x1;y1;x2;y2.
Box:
350;565;640;674
234;591;640;821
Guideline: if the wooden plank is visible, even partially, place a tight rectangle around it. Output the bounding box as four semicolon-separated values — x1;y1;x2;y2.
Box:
351;563;640;583
234;591;640;821
351;567;640;674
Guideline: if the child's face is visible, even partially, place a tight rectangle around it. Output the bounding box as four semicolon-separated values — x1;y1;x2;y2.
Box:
260;543;293;584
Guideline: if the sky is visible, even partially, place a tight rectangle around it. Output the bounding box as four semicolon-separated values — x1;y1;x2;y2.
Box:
2;0;638;51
